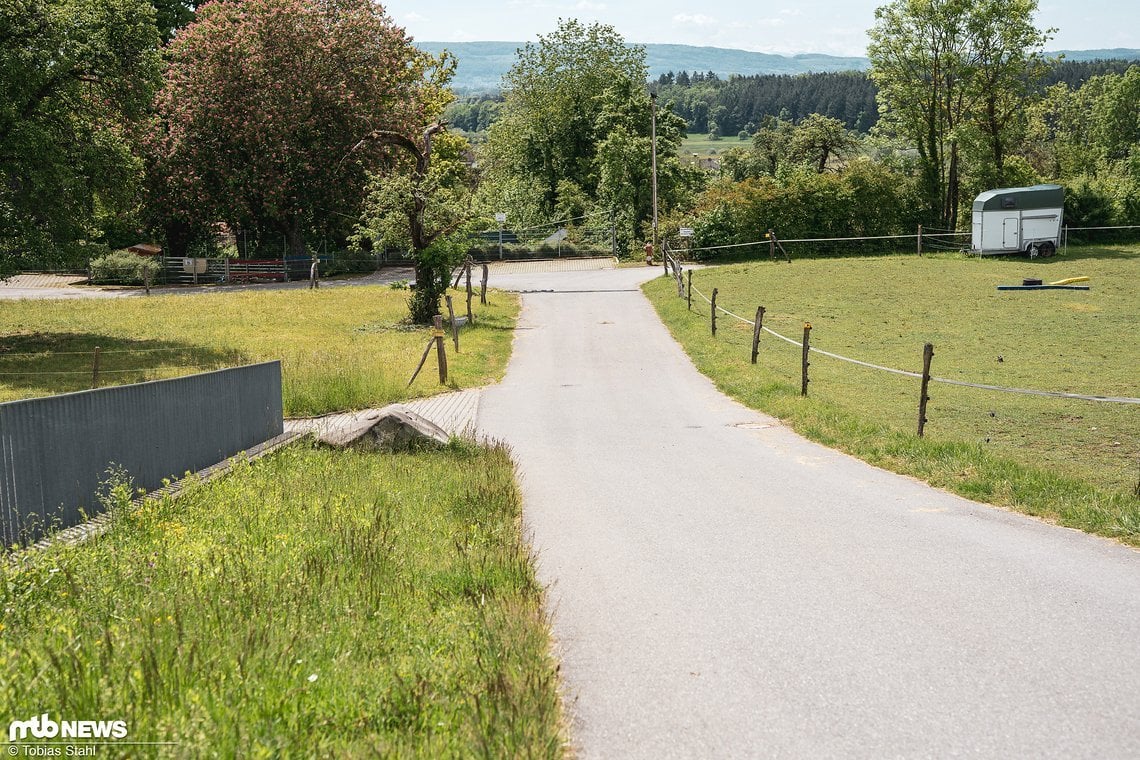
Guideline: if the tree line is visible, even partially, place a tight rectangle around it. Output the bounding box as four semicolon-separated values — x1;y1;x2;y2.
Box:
448;58;1133;141
3;1;1137;322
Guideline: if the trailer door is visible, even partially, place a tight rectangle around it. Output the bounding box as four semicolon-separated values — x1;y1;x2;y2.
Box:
1003;216;1020;250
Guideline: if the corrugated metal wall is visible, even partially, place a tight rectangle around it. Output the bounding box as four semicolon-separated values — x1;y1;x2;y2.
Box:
0;362;283;546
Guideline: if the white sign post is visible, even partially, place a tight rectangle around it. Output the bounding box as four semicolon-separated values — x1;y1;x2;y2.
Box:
494;213;507;259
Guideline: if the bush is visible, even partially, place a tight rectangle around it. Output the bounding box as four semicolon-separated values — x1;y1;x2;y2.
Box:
685;162;920;258
89;250;160;285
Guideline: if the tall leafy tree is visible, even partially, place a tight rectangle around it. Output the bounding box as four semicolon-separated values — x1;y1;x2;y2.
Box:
962;0;1052;189
868;0;1051;227
592;77;689;251
148;0;446;258
0;0;161;274
481;19;647;219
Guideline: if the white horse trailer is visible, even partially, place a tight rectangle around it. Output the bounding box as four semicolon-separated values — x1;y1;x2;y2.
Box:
971;184;1064;257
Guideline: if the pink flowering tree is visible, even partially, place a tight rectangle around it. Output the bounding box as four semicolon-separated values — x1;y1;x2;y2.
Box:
147;0;449;258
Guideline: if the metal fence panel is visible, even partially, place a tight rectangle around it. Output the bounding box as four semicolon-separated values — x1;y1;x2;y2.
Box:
0;362;283;546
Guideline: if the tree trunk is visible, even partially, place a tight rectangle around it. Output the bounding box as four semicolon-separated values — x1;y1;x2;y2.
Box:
946;141;960;230
163;219;193;259
285;216;305;259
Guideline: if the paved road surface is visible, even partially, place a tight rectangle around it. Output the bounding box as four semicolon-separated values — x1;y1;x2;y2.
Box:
478;267;1140;759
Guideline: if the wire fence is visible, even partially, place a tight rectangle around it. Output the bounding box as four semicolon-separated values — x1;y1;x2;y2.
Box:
687;282;1139;407
680;226;972;260
678;223;1140;262
674;276;1140;442
0;344;243;396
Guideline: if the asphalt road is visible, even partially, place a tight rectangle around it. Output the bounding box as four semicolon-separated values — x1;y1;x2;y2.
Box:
477;267;1140;759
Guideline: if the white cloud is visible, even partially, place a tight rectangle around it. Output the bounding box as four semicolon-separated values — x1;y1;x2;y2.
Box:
402;12;427;22
575;0;608;9
672;13;719;27
779;8;802;16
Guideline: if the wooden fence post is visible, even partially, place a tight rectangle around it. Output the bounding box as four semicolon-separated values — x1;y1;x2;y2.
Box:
917;224;924;257
445;295;459;353
917;342;934;437
751;306;765;364
143;266;151;296
768;229;776;261
711;288;718;336
801;323;811;396
92;347;101;389
433;314;448;384
480;263;488;305
773;230;791;262
687;270;692;310
465;259;473;322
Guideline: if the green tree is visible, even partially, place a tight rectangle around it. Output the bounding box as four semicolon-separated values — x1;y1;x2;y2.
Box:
147;0;445;259
592;78;689;253
789;114;860;173
151;0;196;42
750;115;795;176
481;19;646;219
962;0;1052;190
355;127;475;323
0;0;161;275
868;0;1051;227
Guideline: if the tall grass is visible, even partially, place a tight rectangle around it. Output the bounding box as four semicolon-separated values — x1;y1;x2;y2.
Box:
0;443;565;756
0;286;519;416
645;247;1140;544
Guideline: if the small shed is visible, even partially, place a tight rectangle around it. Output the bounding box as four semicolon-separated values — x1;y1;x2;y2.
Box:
971;184;1064;257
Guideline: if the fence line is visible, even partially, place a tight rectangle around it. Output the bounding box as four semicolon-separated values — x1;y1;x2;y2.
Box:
688;283;1140;405
0;346;193;357
685;230;970;255
0;365;213;377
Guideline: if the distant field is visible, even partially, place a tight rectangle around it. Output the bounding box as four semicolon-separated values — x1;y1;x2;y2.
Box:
645;245;1139;543
681;132;750;156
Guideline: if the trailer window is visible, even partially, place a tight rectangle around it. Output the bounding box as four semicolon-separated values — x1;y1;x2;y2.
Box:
1001;196;1016;209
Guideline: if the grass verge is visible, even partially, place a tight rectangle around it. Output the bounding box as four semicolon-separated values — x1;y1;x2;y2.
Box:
1;442;564;757
645;247;1139;545
0;285;519;416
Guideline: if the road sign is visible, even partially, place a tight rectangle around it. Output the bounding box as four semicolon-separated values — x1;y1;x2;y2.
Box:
494;212;507;223
679;227;694;237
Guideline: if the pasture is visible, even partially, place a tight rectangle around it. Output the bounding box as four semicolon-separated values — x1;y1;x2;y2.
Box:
645;246;1139;543
0;285;519;416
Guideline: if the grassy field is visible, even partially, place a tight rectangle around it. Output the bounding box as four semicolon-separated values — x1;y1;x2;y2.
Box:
645;246;1139;544
1;442;565;756
680;132;750;157
0;285;519;416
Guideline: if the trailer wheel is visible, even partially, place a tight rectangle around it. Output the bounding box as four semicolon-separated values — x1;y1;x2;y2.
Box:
1040;241;1056;257
1027;244;1039;258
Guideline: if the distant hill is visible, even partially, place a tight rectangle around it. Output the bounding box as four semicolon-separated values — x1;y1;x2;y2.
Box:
1051;48;1140;62
418;41;1140;93
417;41;869;92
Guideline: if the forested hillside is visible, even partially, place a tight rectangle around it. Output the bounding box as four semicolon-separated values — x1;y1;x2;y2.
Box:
448;59;1138;137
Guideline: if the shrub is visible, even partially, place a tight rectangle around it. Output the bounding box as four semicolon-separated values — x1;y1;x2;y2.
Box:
89;250;161;285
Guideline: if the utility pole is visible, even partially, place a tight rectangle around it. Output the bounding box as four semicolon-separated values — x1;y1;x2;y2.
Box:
651;91;662;275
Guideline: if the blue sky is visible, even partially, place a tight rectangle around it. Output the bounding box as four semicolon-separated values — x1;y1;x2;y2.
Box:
383;1;1140;57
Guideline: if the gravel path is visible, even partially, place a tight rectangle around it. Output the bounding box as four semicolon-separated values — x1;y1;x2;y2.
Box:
477;267;1140;759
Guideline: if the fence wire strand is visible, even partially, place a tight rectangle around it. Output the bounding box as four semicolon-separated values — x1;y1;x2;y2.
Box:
0;365;214;377
687;282;1139;404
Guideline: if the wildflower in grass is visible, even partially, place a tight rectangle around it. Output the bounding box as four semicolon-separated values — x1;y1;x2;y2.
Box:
307;673;318;682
